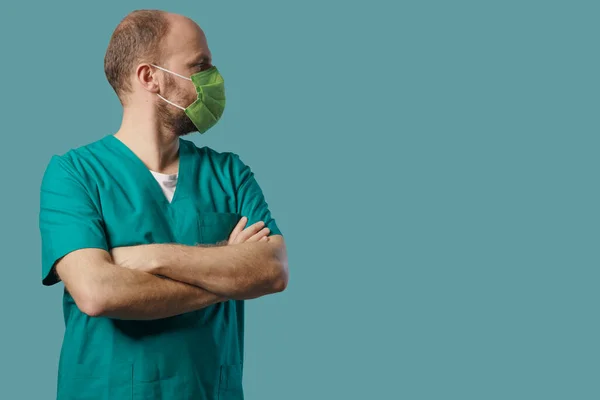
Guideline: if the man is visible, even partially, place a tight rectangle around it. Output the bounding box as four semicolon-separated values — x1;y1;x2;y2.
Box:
38;9;288;400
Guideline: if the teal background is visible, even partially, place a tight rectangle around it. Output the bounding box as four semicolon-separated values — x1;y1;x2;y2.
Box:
1;0;598;399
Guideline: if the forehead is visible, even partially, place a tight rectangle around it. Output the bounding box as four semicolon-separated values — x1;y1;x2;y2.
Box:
162;15;211;65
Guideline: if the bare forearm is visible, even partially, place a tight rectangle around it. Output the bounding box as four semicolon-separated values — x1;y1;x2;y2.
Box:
148;240;287;300
86;262;228;320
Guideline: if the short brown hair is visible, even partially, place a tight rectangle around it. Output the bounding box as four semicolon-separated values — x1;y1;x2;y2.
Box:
104;10;170;104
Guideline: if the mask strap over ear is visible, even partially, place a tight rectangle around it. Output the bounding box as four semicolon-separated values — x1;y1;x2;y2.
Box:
151;64;190;110
150;64;192;81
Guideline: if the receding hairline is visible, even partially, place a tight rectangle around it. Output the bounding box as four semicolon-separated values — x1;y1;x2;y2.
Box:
104;9;171;103
159;13;208;60
104;10;209;104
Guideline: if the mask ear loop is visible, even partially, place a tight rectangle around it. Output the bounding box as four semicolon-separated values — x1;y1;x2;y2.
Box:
157;94;186;111
150;64;192;81
150;64;192;110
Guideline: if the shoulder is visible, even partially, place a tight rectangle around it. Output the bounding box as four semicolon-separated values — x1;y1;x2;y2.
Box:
42;153;77;184
41;137;107;188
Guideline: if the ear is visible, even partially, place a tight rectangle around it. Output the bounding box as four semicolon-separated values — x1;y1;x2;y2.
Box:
134;63;159;94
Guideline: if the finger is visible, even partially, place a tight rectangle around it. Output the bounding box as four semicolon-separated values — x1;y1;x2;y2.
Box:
237;221;266;241
259;236;269;242
229;216;248;242
247;227;270;242
230;216;248;238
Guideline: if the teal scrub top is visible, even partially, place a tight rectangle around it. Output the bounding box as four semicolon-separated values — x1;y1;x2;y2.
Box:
39;135;282;400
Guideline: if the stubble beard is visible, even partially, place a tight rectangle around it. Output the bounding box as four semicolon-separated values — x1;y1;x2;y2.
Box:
157;75;198;137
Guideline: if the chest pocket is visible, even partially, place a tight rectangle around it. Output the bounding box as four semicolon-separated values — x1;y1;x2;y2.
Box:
199;212;241;245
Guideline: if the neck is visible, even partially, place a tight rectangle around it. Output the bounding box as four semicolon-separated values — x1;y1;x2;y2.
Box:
114;105;180;174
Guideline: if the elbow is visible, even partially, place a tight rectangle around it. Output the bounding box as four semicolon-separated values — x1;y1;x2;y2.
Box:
73;284;108;317
272;277;288;293
77;297;104;317
80;300;104;318
270;260;289;293
267;236;288;293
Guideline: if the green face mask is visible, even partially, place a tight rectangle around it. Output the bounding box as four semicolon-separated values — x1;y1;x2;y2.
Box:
151;64;226;134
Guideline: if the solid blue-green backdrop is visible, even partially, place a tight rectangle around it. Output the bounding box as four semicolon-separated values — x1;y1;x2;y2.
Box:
1;0;598;399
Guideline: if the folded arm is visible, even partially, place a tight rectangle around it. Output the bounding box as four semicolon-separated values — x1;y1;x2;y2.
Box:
121;234;289;300
55;248;229;320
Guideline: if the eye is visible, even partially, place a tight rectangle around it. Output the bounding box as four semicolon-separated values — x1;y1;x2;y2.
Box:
197;62;212;71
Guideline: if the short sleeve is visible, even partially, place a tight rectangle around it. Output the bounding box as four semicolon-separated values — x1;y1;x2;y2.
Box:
39;155;108;286
230;153;283;237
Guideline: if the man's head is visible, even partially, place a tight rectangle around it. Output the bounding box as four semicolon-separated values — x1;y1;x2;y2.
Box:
104;10;213;136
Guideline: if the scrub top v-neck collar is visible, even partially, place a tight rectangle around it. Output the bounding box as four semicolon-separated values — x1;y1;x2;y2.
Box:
104;134;192;206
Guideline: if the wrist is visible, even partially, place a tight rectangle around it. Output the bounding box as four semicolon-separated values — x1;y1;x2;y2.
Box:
146;243;170;274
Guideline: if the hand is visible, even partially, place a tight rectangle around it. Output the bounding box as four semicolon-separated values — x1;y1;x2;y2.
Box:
110;244;155;272
227;216;271;245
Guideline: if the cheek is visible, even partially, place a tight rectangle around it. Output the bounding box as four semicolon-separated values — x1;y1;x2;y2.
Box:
187;86;198;102
177;86;197;107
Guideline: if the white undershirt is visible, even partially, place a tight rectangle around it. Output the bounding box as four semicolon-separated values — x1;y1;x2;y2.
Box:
149;170;178;202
